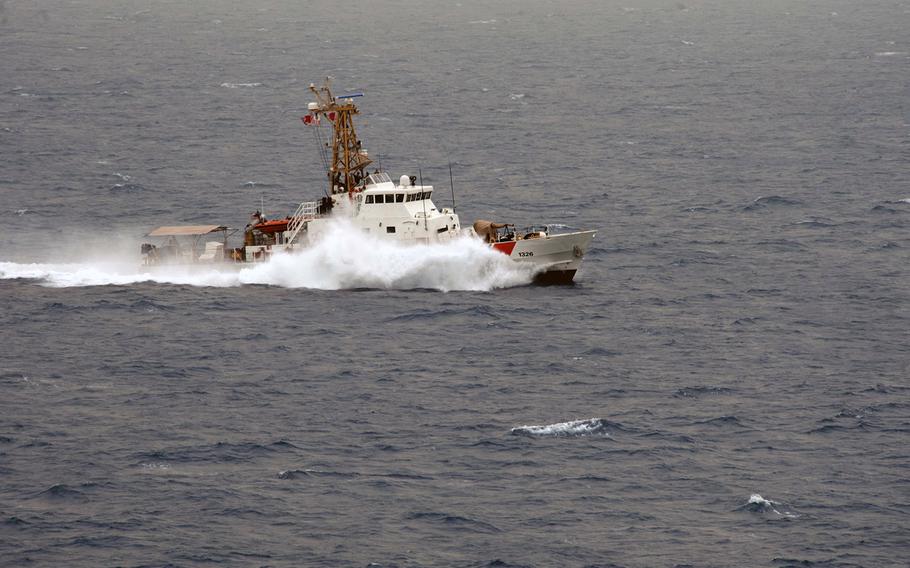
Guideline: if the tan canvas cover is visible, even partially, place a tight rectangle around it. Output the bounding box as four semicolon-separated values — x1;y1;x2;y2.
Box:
473;220;509;243
147;225;226;237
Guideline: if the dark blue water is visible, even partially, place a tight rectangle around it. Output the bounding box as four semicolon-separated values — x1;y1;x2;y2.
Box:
2;1;909;566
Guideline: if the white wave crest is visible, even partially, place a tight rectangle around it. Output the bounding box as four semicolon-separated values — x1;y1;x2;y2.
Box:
745;493;798;518
220;82;262;88
0;220;537;291
511;418;611;438
748;493;774;507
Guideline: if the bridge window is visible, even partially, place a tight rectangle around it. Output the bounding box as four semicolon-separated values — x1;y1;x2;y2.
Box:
395;194;404;203
365;195;374;204
386;226;396;233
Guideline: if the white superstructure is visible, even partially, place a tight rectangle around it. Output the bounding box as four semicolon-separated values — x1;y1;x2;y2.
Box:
341;172;460;242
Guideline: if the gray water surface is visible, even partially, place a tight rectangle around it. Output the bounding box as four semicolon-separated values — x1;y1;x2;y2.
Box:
1;1;909;566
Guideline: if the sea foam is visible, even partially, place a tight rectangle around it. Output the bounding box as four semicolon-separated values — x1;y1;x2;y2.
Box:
510;418;612;438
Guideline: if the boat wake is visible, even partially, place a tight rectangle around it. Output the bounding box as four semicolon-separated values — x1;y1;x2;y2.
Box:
0;220;539;291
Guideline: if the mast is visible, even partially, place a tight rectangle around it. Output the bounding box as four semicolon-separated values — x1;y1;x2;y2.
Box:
305;78;373;198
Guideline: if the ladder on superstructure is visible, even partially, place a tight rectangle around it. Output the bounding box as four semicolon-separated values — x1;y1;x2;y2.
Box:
284;201;319;244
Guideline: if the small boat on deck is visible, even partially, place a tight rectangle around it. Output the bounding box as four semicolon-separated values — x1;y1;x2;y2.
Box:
141;79;595;284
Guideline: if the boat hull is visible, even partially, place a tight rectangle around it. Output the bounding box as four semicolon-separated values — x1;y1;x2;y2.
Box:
493;230;596;284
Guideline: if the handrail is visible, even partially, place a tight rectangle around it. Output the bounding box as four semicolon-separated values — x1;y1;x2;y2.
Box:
285;201;319;243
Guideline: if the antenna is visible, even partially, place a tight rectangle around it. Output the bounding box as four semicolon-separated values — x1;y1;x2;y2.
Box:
419;167;427;231
448;161;456;213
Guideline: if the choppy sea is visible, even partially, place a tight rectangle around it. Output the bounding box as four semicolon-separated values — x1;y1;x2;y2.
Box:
1;1;909;566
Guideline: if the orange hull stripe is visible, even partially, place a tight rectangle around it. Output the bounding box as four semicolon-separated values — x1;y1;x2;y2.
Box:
493;242;516;255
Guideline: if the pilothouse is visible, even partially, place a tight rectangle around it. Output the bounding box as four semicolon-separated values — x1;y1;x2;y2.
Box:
355;172;460;242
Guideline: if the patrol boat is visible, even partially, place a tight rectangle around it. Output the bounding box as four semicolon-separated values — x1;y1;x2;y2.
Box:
141;79;595;284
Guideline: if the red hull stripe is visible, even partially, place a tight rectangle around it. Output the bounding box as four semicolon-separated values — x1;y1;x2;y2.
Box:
493;242;516;255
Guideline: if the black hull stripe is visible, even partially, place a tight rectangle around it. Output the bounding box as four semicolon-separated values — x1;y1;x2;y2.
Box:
532;269;577;286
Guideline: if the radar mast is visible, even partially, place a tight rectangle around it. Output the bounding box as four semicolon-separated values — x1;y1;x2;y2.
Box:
305;78;373;198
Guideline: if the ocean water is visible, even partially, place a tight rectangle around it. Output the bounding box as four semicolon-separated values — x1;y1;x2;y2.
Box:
1;1;909;566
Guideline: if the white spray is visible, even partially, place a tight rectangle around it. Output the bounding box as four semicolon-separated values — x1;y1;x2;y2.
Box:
0;219;539;291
